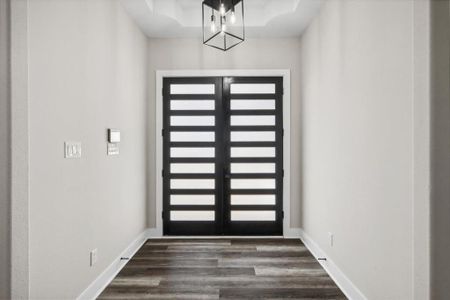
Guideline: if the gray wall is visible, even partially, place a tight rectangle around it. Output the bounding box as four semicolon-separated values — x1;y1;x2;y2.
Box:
146;38;303;228
413;0;431;298
27;0;148;298
299;0;416;298
430;1;450;298
0;0;11;298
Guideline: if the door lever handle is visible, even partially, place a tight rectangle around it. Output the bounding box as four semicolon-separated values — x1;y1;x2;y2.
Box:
224;173;231;179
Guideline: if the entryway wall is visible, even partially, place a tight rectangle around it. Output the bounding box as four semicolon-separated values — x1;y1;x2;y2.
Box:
0;0;11;298
298;0;447;299
146;38;303;230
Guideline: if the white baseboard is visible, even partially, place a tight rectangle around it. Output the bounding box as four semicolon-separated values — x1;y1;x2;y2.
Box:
77;229;151;300
145;227;161;238
298;229;367;300
284;227;302;238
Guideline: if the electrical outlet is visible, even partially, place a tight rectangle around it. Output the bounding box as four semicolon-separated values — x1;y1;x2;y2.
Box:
328;232;334;247
90;249;98;267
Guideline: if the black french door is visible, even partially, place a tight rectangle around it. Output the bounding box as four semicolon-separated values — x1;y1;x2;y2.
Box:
163;76;283;235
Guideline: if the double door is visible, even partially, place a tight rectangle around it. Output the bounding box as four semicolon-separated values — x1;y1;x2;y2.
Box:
163;76;283;235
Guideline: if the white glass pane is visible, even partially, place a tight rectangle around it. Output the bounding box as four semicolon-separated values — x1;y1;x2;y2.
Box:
231;163;275;174
230;116;275;126
171;100;215;110
230;131;275;142
231;210;276;221
231;147;275;158
231;179;276;189
170;179;215;189
231;195;276;205
170;147;215;158
230;100;275;110
171;163;215;174
170;84;215;95
170;210;215;221
171;116;215;126
230;84;276;94
171;195;215;205
171;132;215;142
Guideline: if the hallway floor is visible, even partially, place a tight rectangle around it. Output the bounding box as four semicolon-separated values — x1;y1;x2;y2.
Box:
98;239;346;299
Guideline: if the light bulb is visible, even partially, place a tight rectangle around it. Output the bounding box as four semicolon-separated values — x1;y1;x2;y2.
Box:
230;10;236;24
219;3;225;16
221;16;227;33
210;15;216;33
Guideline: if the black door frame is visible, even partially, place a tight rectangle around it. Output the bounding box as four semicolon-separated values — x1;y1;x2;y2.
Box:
162;76;283;235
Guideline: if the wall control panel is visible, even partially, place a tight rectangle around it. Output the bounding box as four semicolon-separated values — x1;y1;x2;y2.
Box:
107;129;120;156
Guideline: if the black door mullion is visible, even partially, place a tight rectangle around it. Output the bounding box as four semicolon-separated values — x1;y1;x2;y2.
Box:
162;78;171;234
222;77;232;235
215;77;225;235
275;77;284;228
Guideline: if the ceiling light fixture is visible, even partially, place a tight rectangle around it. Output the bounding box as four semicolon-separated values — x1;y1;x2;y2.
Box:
202;0;245;51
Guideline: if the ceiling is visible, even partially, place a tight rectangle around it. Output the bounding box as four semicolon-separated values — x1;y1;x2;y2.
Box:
121;0;323;38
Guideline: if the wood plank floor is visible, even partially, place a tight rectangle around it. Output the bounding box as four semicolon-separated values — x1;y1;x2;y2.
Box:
98;239;346;300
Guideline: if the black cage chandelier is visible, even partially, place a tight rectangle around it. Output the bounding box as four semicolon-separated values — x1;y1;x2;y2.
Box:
202;0;245;51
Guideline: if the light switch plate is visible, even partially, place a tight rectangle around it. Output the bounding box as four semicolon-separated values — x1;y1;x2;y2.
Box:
64;142;82;159
107;143;119;155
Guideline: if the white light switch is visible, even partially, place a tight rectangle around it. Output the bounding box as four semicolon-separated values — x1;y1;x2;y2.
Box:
64;142;82;159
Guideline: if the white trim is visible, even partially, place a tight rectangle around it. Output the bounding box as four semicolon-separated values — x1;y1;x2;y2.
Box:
77;229;151;300
155;69;291;236
10;1;30;298
283;227;302;238
299;229;367;300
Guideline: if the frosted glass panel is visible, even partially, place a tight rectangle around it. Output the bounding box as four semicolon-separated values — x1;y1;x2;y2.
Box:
230;84;276;94
231;210;276;221
171;116;215;126
171;131;215;142
231;179;276;189
171;100;215;110
230;131;275;142
171;195;215;205
230;116;275;126
230;100;275;110
231;163;276;174
170;147;214;158
231;147;275;158
231;195;276;205
170;179;215;189
170;211;215;221
171;163;215;174
170;84;215;95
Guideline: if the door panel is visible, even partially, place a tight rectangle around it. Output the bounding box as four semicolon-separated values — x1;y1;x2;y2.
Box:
223;77;283;235
163;77;223;235
163;76;283;235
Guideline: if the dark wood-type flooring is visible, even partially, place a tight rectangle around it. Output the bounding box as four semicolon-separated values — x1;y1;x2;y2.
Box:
98;239;346;299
